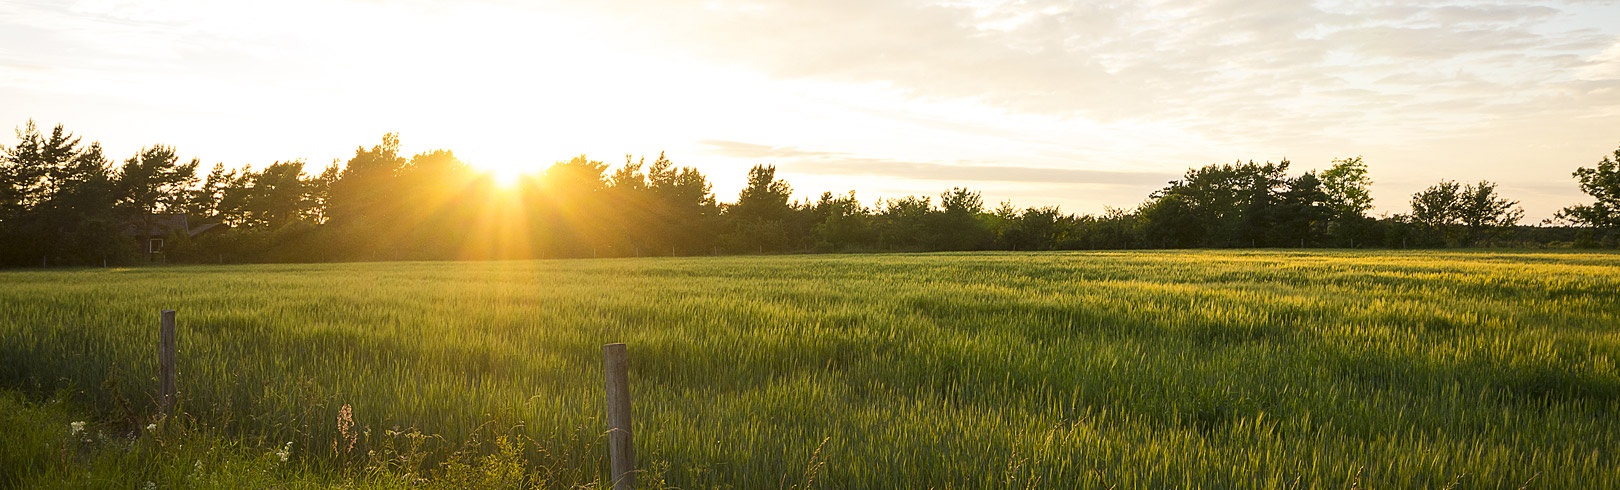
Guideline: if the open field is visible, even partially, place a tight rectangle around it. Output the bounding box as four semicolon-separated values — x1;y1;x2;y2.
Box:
2;250;1619;488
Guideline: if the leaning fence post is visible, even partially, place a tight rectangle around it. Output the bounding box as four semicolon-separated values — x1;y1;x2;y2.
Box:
158;309;177;415
603;343;635;490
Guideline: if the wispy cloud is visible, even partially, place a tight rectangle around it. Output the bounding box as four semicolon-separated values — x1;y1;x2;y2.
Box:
700;139;1173;186
558;0;1620;144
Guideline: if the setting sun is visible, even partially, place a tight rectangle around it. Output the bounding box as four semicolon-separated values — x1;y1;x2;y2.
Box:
487;166;528;190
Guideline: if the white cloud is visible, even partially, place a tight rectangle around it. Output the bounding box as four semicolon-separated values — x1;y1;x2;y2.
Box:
1579;37;1620;80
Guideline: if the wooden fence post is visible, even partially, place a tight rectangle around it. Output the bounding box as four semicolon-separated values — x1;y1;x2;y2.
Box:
159;309;177;415
603;343;635;490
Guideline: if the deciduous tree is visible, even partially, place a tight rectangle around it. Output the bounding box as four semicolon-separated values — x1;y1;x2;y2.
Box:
115;144;199;259
1557;144;1620;229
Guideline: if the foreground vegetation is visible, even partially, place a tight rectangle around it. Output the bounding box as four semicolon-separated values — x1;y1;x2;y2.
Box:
3;250;1618;488
0;389;629;489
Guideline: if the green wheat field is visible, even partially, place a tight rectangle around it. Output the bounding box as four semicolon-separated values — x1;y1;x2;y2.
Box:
3;250;1618;489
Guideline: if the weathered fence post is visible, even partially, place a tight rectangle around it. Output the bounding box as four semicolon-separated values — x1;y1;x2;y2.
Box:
603;343;635;490
158;309;177;414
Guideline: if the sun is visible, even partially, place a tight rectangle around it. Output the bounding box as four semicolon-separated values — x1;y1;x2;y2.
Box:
489;166;526;190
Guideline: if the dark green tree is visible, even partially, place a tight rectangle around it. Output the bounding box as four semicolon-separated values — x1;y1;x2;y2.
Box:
1006;206;1065;251
303;163;341;224
1138;193;1200;248
327;134;406;258
1139;160;1289;247
1079;206;1140;249
0;121;122;265
185;163;234;220
1556;144;1620;229
934;187;989;250
646;153;721;254
808;191;869;252
723;165;797;252
1267;172;1331;246
115;144;199;261
536;155;610;257
1409;180;1522;246
395;150;476;259
1320;156;1373;220
1320;156;1374;245
215;166;257;227
729;165;794;222
1453;181;1523;246
985;200;1019;249
252;161;311;230
1409;180;1461;246
873;195;932;251
606;155;653;256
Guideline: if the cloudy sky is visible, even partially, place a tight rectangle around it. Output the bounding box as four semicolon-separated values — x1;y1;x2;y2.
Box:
3;0;1618;220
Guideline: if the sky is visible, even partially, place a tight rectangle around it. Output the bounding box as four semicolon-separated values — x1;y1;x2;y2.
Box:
3;0;1619;221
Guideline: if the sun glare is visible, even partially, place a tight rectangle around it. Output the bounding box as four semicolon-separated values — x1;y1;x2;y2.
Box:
489;167;526;190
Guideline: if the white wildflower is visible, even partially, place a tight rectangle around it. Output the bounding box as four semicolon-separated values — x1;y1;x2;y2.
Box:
275;441;293;462
69;421;85;435
144;482;156;490
146;423;158;432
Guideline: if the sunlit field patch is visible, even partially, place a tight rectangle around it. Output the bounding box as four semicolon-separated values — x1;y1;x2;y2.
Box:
2;250;1617;488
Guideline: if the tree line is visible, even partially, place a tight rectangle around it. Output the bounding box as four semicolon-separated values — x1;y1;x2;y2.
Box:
1;120;1617;267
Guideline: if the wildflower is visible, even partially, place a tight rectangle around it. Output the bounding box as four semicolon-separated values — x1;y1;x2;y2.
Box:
276;441;293;462
146;423;158;432
70;421;85;435
144;482;156;490
336;404;357;452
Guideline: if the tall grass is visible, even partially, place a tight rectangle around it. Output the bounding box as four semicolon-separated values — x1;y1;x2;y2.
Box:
2;250;1617;488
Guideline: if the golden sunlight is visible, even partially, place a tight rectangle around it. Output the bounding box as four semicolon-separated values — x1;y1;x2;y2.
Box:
489;167;527;190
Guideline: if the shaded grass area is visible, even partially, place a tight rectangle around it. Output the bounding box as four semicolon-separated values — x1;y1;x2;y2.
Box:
2;250;1618;488
0;390;321;489
0;390;605;489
